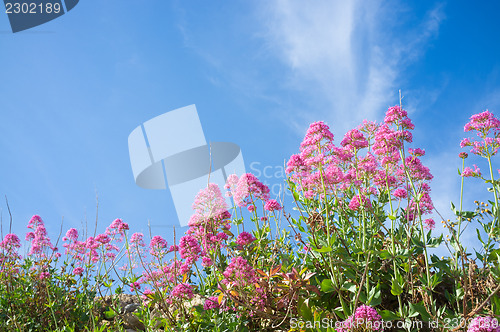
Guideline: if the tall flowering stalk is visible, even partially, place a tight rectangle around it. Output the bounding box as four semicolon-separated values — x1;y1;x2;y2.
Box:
461;110;500;236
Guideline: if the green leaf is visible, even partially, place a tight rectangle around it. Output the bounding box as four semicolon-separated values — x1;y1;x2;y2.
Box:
298;298;313;321
321;279;335;293
391;276;403;296
378;250;392;260
314;246;332;253
341;281;357;294
367;285;382;306
380;310;399;321
104;308;117;320
409;303;430;321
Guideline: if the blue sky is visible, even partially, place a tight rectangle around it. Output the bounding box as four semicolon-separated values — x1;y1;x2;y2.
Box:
1;0;500;252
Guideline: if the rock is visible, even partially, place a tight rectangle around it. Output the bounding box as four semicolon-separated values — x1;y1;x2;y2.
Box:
123;303;141;313
122;312;145;331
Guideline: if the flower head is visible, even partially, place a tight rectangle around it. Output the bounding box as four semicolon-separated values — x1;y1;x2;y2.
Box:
467;316;500;332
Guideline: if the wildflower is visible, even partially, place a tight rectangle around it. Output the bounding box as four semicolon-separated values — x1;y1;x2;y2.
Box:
235;232;256;247
424;218;435;230
130;281;141;292
336;315;355;332
222;256;258;288
461;110;500;157
73;267;84;276
39;271;50;280
348;194;371;211
190;183;229;224
204;296;220;310
462;165;482;178
264;199;282;212
170;283;194;301
341;129;369;151
467;316;500;332
27;215;43;229
63;228;78;241
0;234;22;262
224;174;239;197
353;305;383;330
459;152;468;159
232;174;270;207
179;235;201;264
105;218;129;241
464;110;500;135
149;235;168;256
201;256;213;267
95;233;111;244
393;188;407;199
26;216;56;256
409;148;425;157
130;232;145;247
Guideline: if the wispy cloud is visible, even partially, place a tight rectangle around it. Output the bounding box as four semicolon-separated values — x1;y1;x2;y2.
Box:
258;0;446;135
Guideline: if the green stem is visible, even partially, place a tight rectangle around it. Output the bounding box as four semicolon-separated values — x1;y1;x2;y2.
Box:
487;155;499;237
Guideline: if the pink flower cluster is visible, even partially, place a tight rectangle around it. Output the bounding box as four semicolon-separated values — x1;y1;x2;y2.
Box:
336;305;383;331
170;283;194;301
204;296;220;310
286;105;434;221
222;256;258;288
187;183;233;267
62;218;128;267
26;215;56;256
461;110;500;157
235;232;256;248
179;235;202;265
467;316;500;332
0;234;21;267
226;173;271;207
462;164;482;178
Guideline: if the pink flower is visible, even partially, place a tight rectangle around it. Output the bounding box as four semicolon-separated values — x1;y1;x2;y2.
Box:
73;267;84;275
26;216;56;256
105;218;129;241
235;232;256;247
393;188;408;199
179;235;201;264
224;174;239;197
348;194;371;210
149;235;168;256
264;199;282;212
462;110;500;157
27;215;43;229
353;305;383;330
204;296;220;310
409;148;425;157
464;110;500;135
462;164;482;178
467;316;500;332
341;129;368;151
190;183;229;225
424;218;435;230
64;228;78;241
459;152;468;159
39;271;50;280
130;233;145;247
232;174;270;207
222;256;258;288
170;283;194;300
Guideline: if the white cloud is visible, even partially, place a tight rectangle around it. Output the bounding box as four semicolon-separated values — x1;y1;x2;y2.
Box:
258;0;446;136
